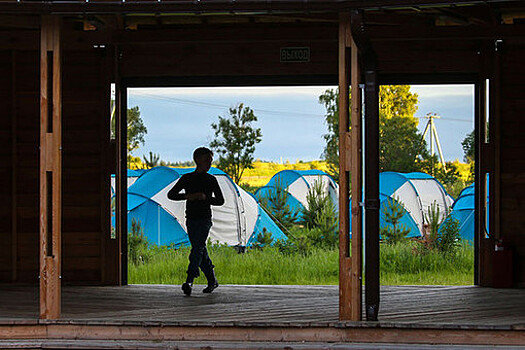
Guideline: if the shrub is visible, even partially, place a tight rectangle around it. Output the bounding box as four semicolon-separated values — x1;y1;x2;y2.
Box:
380;196;411;244
419;201;461;255
128;218;151;264
258;178;299;230
300;179;338;248
437;217;461;254
251;228;274;250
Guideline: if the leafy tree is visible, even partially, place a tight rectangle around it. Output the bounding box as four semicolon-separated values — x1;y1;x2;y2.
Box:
319;86;421;177
210;103;262;184
380;111;428;172
110;105;148;154
318;89;341;178
461;130;475;163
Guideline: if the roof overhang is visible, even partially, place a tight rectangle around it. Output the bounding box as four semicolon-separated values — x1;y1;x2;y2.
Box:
0;0;523;15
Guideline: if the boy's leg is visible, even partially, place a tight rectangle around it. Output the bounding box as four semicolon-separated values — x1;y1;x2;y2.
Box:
200;247;218;291
183;219;212;295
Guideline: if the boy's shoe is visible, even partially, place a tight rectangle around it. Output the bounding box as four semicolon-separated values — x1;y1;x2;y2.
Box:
203;281;219;294
182;282;192;296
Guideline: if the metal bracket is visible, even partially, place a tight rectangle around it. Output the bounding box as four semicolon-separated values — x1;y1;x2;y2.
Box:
365;199;380;210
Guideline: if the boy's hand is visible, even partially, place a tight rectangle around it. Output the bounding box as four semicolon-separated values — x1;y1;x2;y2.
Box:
186;192;206;201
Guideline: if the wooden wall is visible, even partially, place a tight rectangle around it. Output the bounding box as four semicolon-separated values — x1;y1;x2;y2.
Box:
0;50;15;282
0;50;40;283
499;39;525;287
118;24;338;81
0;35;118;284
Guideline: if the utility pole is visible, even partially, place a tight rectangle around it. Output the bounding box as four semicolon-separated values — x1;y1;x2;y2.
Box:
421;113;446;169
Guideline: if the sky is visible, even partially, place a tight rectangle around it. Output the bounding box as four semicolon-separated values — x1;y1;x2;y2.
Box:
127;84;474;163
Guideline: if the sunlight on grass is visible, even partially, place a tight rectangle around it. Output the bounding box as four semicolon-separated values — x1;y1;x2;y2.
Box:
129;241;473;286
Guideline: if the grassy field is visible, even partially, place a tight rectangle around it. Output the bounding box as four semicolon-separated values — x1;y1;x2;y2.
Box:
240;160;331;188
129;241;474;286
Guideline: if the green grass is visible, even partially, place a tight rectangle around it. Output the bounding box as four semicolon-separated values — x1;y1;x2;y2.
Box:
129;241;474;286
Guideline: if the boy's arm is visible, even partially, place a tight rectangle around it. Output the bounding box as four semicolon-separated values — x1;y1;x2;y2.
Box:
209;177;225;206
167;177;186;201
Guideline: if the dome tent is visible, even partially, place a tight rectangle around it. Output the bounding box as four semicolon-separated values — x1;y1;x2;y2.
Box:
126;167;286;247
254;169;339;217
110;169;146;196
440;183;488;241
378;172;454;238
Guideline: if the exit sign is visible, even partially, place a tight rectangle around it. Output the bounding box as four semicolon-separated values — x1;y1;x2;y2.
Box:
280;47;310;63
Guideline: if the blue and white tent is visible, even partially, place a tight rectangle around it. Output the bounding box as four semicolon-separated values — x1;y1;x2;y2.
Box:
254;170;339;216
111;169;146;196
127;167;286;247
441;183;488;240
379;172;454;238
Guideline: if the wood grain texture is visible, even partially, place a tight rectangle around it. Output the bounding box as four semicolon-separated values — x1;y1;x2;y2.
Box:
39;15;61;320
338;13;351;321
0;284;524;337
350;34;362;322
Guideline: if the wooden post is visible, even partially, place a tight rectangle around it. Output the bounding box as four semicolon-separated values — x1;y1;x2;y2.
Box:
39;15;62;319
338;13;352;321
364;68;380;322
116;75;128;286
350;35;362;321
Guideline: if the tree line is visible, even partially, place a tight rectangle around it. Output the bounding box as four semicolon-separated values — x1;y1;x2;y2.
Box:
121;86;474;198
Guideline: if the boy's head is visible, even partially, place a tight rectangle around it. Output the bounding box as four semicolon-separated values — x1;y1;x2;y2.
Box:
193;147;213;171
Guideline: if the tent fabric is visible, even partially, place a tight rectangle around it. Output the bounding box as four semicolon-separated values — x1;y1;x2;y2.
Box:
255;170;339;216
441;183;488;240
126;166;286;247
378;172;454;238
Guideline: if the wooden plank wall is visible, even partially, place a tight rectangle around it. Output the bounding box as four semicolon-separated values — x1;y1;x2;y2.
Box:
119;25;338;79
12;50;40;283
0;51;14;281
62;48;113;284
499;39;525;287
0;37;116;284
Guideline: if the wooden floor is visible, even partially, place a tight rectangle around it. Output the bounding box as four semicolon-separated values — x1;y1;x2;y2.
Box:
1;284;524;327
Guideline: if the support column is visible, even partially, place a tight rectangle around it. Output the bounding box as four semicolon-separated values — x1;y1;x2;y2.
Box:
338;13;352;321
364;67;380;322
116;74;128;286
39;15;62;319
339;13;363;321
350;35;363;321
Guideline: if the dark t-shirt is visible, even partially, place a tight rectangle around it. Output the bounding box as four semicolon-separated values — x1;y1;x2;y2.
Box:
167;171;225;219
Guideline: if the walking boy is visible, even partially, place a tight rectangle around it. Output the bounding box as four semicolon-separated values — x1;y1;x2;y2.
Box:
167;147;225;296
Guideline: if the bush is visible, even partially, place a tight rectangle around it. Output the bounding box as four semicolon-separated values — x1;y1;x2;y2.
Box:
300;179;338;248
251;228;274;250
437;217;461;254
258;178;299;229
128;218;151;264
380;196;411;244
419;201;461;255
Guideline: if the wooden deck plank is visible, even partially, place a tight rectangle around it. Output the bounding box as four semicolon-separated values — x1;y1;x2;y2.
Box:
0;285;524;327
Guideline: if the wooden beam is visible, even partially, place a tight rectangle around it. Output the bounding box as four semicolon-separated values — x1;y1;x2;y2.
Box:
364;67;380;322
39;15;62;319
338;12;352;321
350;33;362;322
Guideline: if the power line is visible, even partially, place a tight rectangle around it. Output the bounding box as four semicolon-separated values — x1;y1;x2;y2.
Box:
415;116;472;123
133;91;325;119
